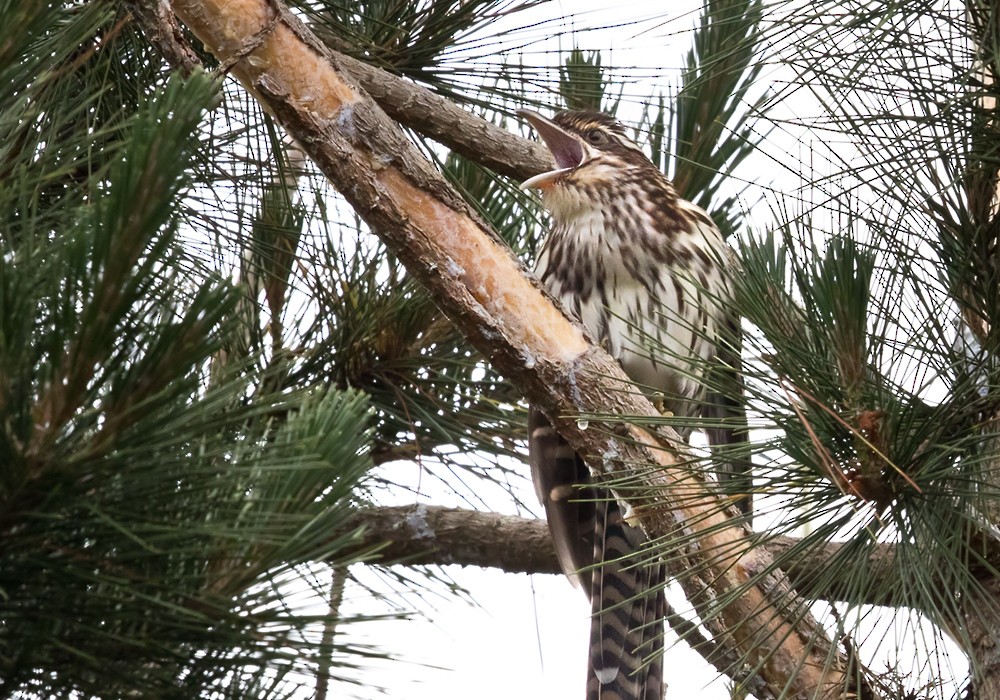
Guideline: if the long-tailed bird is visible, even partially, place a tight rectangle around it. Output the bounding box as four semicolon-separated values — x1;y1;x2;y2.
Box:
519;108;750;700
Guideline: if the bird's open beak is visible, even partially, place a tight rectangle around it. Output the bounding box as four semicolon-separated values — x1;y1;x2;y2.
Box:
517;109;584;190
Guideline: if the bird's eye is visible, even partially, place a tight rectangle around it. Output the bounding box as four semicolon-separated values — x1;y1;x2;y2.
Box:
586;130;606;145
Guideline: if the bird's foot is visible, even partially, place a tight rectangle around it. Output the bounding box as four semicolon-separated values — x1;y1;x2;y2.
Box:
651;392;673;417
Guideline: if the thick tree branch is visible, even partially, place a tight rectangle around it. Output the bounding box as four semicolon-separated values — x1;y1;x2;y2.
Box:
343;505;897;607
125;0;201;76
349;504;561;575
169;2;871;697
312;33;554;182
345;503;772;698
346;503;1000;617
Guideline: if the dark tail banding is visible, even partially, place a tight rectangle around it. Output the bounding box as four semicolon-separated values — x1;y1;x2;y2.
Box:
529;406;665;700
586;497;664;700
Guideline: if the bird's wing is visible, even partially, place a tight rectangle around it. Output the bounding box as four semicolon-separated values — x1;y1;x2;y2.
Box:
528;406;594;589
703;304;753;518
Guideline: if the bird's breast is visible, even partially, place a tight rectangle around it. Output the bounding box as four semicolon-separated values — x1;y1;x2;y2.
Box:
534;207;726;410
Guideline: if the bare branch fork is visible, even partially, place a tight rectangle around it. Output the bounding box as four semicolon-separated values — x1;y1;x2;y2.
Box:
169;1;870;696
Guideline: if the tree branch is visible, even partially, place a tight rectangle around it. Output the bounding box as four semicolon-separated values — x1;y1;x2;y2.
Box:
343;504;900;607
347;504;561;575
125;0;201;76
310;30;554;182
169;2;871;697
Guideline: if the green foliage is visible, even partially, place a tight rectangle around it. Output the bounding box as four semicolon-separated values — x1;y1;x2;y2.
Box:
0;7;385;695
669;0;766;237
159;2;538;514
297;225;524;477
733;223;1000;681
299;0;542;80
21;0;975;695
715;0;1000;689
248;127;308;353
558;48;611;112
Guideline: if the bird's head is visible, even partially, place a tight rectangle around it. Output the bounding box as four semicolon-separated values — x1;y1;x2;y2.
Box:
518;109;660;216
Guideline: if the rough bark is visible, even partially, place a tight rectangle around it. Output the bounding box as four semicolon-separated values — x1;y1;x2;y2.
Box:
125;0;201;76
311;31;555;182
169;1;872;697
347;504;562;575
129;1;555;182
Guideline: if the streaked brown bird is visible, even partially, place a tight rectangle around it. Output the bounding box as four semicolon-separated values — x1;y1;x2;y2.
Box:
519;109;749;700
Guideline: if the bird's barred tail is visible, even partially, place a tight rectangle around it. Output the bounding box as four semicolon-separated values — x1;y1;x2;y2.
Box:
528;406;665;700
587;497;665;700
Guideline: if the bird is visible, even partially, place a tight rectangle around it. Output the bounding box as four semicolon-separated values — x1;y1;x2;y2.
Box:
518;108;750;700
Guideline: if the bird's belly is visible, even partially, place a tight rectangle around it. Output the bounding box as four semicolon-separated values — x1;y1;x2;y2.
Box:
564;277;709;411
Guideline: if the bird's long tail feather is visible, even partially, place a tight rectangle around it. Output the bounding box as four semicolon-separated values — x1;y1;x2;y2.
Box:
586;496;665;700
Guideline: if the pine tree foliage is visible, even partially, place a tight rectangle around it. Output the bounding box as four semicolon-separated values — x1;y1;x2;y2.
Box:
0;0;777;695
716;0;1000;694
671;0;765;235
0;4;385;697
